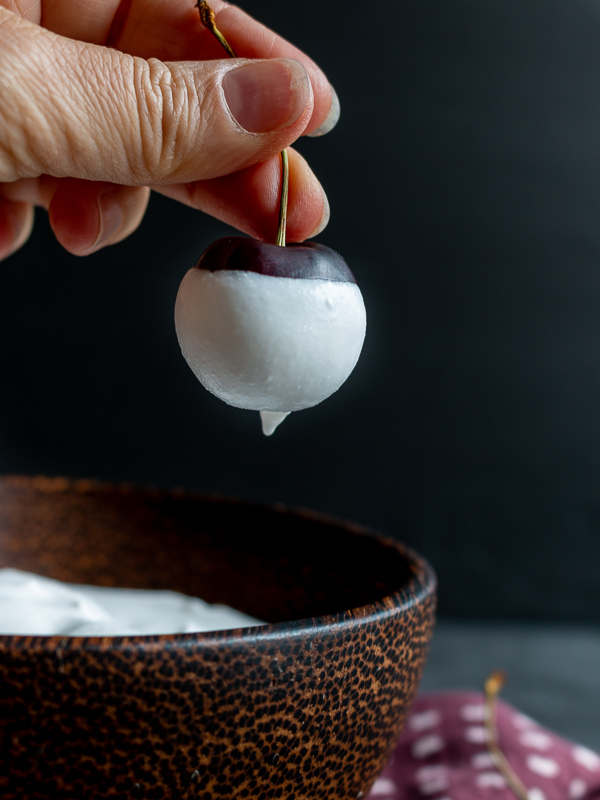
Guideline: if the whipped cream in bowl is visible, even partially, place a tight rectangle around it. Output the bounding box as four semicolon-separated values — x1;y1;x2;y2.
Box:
0;475;435;800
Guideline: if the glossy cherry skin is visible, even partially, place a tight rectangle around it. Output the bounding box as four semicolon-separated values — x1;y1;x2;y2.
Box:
195;237;356;283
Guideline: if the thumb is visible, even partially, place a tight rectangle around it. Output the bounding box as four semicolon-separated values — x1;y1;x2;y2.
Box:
0;9;313;186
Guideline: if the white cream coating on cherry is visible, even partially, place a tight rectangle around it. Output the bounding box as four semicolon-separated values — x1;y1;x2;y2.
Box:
175;268;366;434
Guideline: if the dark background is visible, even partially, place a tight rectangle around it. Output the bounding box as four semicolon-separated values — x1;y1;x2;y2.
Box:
2;0;600;621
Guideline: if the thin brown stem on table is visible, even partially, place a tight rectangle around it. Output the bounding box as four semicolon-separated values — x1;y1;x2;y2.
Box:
484;671;530;800
196;0;289;246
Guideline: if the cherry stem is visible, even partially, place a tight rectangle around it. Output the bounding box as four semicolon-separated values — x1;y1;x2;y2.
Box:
196;0;289;246
275;150;289;247
483;671;529;800
195;0;236;57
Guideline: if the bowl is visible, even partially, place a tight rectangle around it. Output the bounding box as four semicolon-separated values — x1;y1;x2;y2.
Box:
0;476;436;800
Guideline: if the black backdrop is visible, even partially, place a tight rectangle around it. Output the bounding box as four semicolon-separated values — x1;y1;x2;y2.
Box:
2;0;600;620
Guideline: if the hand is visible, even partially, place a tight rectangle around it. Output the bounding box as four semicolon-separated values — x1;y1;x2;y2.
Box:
0;0;339;260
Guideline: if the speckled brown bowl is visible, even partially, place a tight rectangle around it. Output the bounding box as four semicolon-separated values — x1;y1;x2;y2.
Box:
0;475;436;800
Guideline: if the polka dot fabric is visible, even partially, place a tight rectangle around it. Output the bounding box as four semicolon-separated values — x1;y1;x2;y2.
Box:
367;692;600;800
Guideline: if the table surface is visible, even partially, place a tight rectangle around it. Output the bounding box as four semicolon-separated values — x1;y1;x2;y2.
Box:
419;621;600;750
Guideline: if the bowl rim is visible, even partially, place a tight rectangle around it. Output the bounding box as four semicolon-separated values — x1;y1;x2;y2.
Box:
0;475;437;653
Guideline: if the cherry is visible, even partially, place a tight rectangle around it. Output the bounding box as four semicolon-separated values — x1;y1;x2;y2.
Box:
174;248;366;434
174;2;366;435
195;237;356;283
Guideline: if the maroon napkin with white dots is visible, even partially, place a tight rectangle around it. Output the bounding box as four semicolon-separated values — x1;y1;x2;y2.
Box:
367;692;600;800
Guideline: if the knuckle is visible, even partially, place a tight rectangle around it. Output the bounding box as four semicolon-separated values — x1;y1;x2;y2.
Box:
132;58;197;183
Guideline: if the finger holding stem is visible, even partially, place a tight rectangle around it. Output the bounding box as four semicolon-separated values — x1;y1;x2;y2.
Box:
197;0;289;247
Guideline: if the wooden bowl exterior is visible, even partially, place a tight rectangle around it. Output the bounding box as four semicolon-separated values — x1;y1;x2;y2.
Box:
0;476;436;800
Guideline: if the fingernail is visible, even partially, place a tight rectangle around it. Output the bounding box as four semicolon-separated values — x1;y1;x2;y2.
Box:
223;58;311;133
307;85;340;138
94;192;122;249
311;188;330;237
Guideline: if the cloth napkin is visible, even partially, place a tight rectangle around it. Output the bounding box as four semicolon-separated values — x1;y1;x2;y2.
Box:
367;692;600;800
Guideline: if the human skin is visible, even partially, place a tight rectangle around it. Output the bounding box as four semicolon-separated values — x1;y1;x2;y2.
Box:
0;0;339;260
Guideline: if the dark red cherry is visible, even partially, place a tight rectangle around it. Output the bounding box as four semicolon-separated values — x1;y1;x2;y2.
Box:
195;237;356;284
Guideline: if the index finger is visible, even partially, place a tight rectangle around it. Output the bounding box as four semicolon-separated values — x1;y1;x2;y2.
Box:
38;0;337;137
